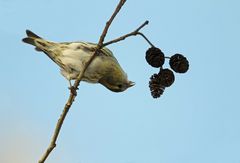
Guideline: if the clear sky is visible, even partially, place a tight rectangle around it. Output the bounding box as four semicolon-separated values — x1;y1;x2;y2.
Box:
1;0;240;163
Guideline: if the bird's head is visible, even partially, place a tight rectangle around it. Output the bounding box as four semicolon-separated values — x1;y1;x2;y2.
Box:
99;68;135;92
99;77;135;92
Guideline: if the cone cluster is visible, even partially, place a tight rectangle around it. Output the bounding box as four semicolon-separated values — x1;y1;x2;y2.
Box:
145;47;189;98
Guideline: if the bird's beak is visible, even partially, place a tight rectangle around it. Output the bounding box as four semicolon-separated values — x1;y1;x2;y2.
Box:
128;81;135;88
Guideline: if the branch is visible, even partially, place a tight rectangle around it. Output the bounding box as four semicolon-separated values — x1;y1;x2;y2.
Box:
98;0;127;47
103;20;154;47
38;0;126;163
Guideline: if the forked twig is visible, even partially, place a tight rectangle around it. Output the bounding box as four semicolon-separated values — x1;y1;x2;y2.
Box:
38;0;126;162
103;21;154;47
38;0;152;162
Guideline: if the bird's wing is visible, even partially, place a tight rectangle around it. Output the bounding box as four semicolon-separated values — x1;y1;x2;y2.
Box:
76;42;115;58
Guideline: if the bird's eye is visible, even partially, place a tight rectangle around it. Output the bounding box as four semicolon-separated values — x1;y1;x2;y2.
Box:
117;84;123;89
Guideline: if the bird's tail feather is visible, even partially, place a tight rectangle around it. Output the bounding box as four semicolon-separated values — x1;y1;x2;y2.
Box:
22;30;55;52
22;30;62;66
26;29;41;39
22;30;41;45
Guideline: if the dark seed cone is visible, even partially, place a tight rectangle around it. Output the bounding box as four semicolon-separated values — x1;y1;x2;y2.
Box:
149;74;165;98
169;53;189;73
159;68;175;87
146;47;165;68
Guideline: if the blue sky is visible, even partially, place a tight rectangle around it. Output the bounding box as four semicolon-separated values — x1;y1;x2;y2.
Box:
1;0;240;163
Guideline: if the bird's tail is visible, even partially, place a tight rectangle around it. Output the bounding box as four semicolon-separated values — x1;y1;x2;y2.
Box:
22;30;56;52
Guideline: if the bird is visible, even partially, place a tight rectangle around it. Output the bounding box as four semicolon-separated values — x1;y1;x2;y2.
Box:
22;30;134;92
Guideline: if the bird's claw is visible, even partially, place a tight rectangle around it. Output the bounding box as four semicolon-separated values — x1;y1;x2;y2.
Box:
69;86;78;96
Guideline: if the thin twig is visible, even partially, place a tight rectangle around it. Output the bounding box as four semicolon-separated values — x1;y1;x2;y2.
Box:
98;0;127;47
137;32;155;47
38;0;126;163
103;20;154;47
38;91;75;163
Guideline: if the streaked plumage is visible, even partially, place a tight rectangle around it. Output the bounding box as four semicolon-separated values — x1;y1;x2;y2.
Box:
22;30;134;92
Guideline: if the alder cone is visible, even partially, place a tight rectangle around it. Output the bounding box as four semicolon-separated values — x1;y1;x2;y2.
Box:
145;47;165;68
169;54;189;73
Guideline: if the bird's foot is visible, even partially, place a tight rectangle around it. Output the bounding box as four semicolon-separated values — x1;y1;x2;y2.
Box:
69;86;78;96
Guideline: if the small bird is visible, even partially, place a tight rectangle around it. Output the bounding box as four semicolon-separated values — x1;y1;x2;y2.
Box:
22;30;134;92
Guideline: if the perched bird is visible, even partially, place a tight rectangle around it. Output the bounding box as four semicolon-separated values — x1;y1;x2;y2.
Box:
22;30;134;92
